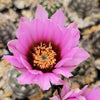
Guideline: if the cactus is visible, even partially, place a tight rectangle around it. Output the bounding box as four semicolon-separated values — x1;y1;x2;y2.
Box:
40;0;62;17
7;69;40;99
0;14;16;48
68;0;98;18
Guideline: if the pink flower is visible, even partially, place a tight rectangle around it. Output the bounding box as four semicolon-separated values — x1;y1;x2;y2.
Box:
3;5;89;90
86;87;100;100
50;83;100;100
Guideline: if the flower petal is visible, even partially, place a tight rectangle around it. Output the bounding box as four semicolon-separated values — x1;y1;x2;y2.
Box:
16;17;30;38
61;83;70;98
55;58;72;68
31;19;45;41
49;96;60;100
57;47;89;67
46;73;64;85
68;22;80;47
3;55;27;72
61;23;80;57
17;71;35;84
63;48;89;66
77;96;86;100
29;70;43;75
33;74;51;90
8;40;20;55
86;87;100;100
35;5;48;21
16;20;33;53
20;55;32;70
62;90;74;100
81;85;90;97
51;9;65;28
53;67;73;78
65;66;77;72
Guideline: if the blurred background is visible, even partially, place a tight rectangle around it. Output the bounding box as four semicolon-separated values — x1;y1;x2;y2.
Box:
0;0;100;100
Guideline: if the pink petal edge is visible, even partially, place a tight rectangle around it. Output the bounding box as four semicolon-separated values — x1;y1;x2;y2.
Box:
35;5;48;21
51;9;65;28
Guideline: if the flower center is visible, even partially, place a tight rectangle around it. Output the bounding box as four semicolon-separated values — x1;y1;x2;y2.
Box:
26;41;61;73
41;54;48;61
32;43;56;70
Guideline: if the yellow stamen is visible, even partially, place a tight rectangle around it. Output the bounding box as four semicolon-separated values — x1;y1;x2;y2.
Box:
32;42;56;70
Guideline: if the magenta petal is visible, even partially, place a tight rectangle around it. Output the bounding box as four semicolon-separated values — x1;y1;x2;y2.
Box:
50;96;60;100
3;55;27;72
59;47;89;67
76;96;86;100
62;90;74;100
86;87;100;100
19;71;50;90
32;19;45;41
29;70;43;75
43;20;63;45
53;67;73;78
17;71;35;84
16;42;28;55
61;23;80;57
62;47;79;59
3;55;21;67
66;99;77;100
16;33;32;54
61;83;70;98
65;66;77;72
35;5;48;21
46;73;64;85
51;9;65;28
81;85;90;97
69;89;83;98
16;22;33;52
63;48;89;66
20;55;32;70
68;22;78;29
8;40;19;55
55;58;72;68
16;17;30;38
52;25;63;45
34;74;51;90
67;22;80;47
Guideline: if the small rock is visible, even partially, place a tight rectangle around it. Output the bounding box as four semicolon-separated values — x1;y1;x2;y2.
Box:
0;0;12;11
0;89;4;95
29;91;43;100
0;49;9;59
21;9;35;20
91;81;100;88
0;49;4;57
0;78;5;88
4;9;19;22
3;97;11;100
14;0;37;9
95;59;100;70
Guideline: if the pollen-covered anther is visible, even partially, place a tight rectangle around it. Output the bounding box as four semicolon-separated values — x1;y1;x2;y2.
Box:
32;43;57;70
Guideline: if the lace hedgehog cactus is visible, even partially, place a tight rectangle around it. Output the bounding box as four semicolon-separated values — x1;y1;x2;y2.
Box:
0;14;16;48
7;69;40;99
40;0;62;17
68;0;98;18
3;5;89;90
63;0;100;28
